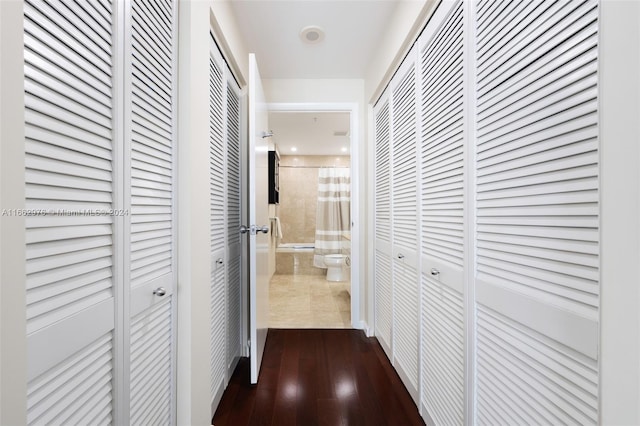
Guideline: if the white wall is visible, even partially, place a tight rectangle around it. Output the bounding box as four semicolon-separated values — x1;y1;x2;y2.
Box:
177;1;251;424
364;0;436;103
599;1;640;424
210;0;250;84
0;1;27;424
177;1;215;424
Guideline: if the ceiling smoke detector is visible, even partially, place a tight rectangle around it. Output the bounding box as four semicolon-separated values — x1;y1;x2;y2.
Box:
300;26;325;44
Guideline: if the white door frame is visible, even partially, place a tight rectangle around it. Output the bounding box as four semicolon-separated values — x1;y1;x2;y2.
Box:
266;102;361;329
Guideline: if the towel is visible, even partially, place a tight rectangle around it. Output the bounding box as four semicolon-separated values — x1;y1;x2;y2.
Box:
270;217;283;239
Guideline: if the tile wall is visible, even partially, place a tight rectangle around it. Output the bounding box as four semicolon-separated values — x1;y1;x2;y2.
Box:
278;155;350;245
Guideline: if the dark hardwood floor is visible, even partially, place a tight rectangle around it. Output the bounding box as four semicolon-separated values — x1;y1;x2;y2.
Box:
213;329;424;426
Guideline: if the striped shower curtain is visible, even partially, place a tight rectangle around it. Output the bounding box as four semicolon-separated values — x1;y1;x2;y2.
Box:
313;167;351;268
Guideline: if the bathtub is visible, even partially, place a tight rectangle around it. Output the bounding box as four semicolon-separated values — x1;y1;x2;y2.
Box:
276;243;315;253
275;243;324;275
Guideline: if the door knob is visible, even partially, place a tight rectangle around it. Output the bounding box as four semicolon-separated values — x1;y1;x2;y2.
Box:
153;287;167;297
397;254;405;259
430;268;440;276
242;225;270;235
216;258;224;265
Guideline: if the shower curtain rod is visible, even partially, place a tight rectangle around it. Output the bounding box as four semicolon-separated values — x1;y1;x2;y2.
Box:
279;165;350;169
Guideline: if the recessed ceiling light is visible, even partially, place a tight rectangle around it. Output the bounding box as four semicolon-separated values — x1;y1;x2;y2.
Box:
341;147;348;152
300;26;325;44
291;147;297;152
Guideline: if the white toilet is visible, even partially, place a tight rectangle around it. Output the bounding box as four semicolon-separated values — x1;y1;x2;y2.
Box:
323;254;348;282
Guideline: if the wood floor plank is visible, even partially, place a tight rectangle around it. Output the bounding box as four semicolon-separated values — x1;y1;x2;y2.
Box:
270;330;300;426
213;329;425;426
317;398;344;426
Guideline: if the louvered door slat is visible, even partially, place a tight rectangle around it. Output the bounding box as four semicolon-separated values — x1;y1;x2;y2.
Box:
130;300;173;424
24;0;116;421
210;57;226;255
27;332;114;426
128;0;176;424
393;260;419;396
129;0;175;291
391;55;418;252
209;44;227;403
226;78;243;377
374;99;391;244
389;47;420;403
374;93;392;356
374;250;392;355
418;1;466;424
24;2;112;76
210;264;226;396
474;0;600;424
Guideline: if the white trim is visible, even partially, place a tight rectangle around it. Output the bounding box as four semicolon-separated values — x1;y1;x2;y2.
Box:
169;1;180;424
113;0;128;423
0;1;27;423
366;104;375;338
464;1;477;424
599;1;640;424
239;87;250;358
267;102;362;330
359;321;373;337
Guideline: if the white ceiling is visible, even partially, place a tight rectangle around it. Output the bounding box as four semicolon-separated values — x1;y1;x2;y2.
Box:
230;0;399;79
231;1;393;154
269;111;351;156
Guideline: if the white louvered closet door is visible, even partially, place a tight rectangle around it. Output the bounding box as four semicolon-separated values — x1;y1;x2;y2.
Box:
373;89;393;359
127;0;177;424
418;1;466;424
225;74;243;381
390;45;420;403
24;0;117;424
474;0;600;424
209;38;227;407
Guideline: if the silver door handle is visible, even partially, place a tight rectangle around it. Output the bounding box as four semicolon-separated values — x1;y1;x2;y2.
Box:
216;258;224;265
397;254;405;259
153;287;167;297
430;268;440;276
241;225;270;235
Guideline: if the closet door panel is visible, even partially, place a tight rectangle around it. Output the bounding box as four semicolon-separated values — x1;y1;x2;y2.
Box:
474;0;600;424
127;0;177;423
418;1;466;424
373;93;393;357
209;46;227;403
226;78;243;377
24;0;116;423
390;48;419;401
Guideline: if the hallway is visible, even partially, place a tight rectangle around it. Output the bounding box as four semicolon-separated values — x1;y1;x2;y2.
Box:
213;329;424;426
1;0;640;424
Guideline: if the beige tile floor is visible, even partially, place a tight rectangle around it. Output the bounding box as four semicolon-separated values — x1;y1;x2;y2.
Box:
269;274;351;328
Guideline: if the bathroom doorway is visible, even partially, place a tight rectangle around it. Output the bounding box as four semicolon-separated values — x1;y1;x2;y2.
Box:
266;103;360;329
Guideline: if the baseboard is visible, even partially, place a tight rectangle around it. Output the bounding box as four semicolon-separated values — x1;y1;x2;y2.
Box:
358;320;373;336
421;402;436;426
210;378;225;420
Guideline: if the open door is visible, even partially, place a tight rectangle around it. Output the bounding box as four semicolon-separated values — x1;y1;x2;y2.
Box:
247;54;270;383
